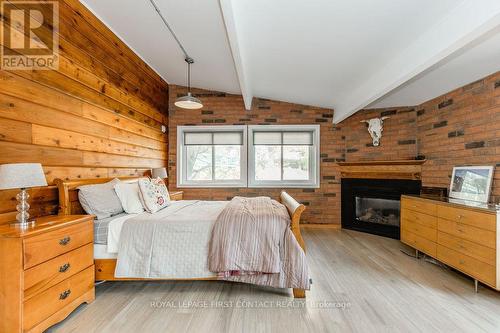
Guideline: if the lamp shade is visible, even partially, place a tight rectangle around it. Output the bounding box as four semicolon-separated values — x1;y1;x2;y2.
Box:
152;167;168;179
0;163;48;190
174;92;203;110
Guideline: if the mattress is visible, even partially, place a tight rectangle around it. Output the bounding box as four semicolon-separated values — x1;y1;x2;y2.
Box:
94;244;117;259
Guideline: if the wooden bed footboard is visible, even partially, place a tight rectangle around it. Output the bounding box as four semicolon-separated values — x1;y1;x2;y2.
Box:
279;191;307;298
55;178;307;298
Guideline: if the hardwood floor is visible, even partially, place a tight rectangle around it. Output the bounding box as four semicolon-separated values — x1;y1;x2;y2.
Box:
47;228;500;332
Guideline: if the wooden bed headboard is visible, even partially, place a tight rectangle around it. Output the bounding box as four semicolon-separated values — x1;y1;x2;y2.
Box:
54;177;146;215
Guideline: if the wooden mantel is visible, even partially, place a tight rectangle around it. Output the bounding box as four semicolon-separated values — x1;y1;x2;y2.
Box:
337;160;426;180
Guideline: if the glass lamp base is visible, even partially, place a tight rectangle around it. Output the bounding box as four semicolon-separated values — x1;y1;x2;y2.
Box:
10;220;35;228
13;188;34;228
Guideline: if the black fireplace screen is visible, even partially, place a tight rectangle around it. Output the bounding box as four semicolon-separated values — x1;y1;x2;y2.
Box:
355;197;400;226
341;178;421;239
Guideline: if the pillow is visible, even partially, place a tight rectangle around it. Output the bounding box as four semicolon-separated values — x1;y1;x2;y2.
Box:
114;182;145;214
138;177;171;213
77;179;124;219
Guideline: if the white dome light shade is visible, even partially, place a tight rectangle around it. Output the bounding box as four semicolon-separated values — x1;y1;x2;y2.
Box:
174;92;203;109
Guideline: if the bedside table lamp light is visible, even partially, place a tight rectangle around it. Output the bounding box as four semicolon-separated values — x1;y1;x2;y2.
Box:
0;163;48;227
152;167;168;180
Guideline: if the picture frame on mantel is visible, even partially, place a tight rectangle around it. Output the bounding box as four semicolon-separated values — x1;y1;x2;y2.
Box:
449;166;494;203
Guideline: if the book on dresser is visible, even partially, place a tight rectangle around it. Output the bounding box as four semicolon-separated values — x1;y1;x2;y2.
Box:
401;195;498;292
0;215;95;333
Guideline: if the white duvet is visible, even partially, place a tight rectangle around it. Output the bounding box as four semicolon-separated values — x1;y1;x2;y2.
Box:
107;200;227;279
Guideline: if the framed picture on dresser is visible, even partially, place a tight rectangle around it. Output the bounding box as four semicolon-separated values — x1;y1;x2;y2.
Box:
449;165;494;203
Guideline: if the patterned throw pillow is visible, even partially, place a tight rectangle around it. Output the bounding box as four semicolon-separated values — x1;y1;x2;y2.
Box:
138;177;171;213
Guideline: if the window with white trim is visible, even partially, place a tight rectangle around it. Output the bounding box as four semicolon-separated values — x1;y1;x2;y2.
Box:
177;125;320;188
177;126;247;187
248;125;320;188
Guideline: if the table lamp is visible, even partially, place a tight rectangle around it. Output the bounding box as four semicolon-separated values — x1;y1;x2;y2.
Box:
152;167;168;180
0;163;48;227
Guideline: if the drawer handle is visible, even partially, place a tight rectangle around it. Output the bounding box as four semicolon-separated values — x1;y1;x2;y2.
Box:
459;260;465;265
59;289;71;300
457;215;463;219
59;237;71;246
59;263;71;273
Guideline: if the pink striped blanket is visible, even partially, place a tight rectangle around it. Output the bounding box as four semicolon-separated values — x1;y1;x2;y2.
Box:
208;196;310;290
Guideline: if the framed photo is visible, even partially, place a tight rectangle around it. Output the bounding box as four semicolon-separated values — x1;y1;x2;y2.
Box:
449;166;494;203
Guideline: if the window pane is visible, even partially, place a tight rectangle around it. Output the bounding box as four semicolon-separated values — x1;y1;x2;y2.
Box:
215;146;241;180
283;146;309;180
283;132;313;145
254;132;281;145
185;132;212;145
255;146;281;180
186;145;212;180
213;132;242;145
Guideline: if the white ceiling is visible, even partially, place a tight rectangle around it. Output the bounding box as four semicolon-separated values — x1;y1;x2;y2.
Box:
81;0;500;122
369;25;500;108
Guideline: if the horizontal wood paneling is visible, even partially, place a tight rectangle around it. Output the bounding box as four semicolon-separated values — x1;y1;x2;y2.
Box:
0;0;169;223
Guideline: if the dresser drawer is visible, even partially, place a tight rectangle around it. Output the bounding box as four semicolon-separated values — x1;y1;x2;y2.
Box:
437;245;495;287
438;218;496;249
401;208;437;229
401;197;437;216
402;219;436;242
401;230;436;257
23;266;94;331
437;205;495;231
437;231;495;266
24;243;94;299
24;221;93;269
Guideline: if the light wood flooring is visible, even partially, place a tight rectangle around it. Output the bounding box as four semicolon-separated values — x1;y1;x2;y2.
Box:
48;228;500;332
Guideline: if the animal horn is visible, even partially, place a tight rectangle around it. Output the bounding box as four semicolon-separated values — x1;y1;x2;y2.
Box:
380;116;390;120
360;119;369;123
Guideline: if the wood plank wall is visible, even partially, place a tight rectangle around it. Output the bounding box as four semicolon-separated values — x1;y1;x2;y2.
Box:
0;0;169;224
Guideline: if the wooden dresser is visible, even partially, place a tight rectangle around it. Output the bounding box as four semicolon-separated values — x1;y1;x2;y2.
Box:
0;215;95;332
401;195;498;291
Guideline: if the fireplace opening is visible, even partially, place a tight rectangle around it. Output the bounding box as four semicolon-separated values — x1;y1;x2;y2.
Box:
342;178;421;239
355;197;400;226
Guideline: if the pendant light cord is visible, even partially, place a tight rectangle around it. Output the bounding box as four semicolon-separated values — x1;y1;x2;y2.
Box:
187;61;191;91
148;0;192;60
149;0;197;98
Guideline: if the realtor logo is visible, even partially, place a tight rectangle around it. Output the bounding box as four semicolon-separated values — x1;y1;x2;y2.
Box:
1;0;59;70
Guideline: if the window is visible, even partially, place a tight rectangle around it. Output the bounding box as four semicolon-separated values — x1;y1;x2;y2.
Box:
248;125;320;188
177;126;247;187
177;125;320;188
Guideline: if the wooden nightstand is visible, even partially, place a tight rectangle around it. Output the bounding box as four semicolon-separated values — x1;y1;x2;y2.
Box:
0;215;95;333
170;191;184;201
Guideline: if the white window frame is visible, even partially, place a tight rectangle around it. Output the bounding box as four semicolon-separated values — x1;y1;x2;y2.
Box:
248;125;320;188
177;125;247;188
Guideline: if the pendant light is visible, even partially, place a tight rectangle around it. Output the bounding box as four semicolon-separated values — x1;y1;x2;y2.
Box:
175;57;203;109
149;0;203;110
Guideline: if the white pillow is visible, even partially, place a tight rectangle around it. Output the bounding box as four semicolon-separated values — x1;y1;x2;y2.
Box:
114;182;145;214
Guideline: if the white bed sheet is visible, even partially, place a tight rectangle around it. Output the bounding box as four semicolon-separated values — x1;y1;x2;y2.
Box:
104;200;227;279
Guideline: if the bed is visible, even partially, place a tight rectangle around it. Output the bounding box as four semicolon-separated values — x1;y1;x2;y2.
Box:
55;177;308;298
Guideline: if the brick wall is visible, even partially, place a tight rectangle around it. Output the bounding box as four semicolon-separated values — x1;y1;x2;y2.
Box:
417;73;500;201
168;71;500;224
168;85;344;224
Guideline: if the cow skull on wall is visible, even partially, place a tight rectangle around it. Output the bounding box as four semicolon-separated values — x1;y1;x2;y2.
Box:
360;116;390;146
